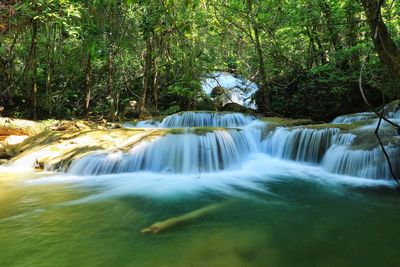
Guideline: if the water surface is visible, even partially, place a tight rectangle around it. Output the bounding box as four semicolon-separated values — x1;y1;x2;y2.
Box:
0;165;399;267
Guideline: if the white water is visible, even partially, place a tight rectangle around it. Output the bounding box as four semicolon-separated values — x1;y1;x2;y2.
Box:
124;120;161;128
5;111;400;186
261;127;341;163
331;110;400;126
331;112;376;124
26;153;395;200
201;72;258;109
68;129;258;175
322;145;400;179
160;111;255;128
124;111;256;129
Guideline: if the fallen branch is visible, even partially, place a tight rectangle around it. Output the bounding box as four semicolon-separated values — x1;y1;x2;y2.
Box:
141;203;224;234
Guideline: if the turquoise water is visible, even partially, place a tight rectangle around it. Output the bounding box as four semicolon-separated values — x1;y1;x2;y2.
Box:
0;168;399;267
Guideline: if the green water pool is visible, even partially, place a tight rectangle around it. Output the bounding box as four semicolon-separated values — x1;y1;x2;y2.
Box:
0;171;399;267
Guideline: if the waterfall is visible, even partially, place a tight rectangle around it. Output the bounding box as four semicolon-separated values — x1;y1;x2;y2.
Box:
262;127;340;163
322;145;400;179
8;110;399;182
160;111;256;128
68;128;259;175
201;72;258;109
123;111;256;129
331;112;376;124
124;120;161;128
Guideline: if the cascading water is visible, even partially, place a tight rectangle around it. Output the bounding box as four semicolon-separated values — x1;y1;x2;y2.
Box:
261;127;340;163
7;110;400;181
322;145;400;179
3;112;400;267
160;111;256;128
201;72;258;109
68;128;258;175
331;112;377;124
124;111;256;129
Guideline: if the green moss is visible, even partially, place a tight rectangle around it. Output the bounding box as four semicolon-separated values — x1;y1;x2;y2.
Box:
39;119;59;126
167;127;230;135
7;128;169;165
382;100;400;115
174;110;252;116
350;129;400;150
192;127;228;134
305;119;375;132
124;120;139;126
168;128;185;135
260;117;316;132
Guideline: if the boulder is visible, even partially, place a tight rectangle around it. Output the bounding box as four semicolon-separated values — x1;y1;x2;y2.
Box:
221;103;250;113
0;117;45;137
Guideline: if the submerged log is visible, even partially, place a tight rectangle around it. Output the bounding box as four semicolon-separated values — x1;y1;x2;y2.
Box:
141;203;224;234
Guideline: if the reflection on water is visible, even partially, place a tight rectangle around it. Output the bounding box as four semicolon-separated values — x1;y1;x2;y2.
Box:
0;169;400;267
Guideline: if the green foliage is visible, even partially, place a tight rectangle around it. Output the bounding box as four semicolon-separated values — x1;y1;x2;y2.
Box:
0;0;399;120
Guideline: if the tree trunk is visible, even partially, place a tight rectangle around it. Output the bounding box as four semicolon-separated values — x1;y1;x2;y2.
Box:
139;37;153;118
318;0;341;51
31;19;38;120
0;32;17;104
108;44;115;120
153;70;159;112
360;0;400;78
313;27;327;64
84;54;91;114
45;24;56;116
306;27;319;68
345;1;360;65
45;59;52;116
247;0;270;109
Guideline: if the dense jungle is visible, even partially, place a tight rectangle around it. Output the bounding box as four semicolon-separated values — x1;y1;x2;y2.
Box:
0;0;398;121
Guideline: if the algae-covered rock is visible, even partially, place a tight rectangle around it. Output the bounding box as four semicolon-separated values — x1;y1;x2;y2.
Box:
7;126;235;171
221;103;251;113
304;119;375;132
168;127;232;135
7;128;170;170
382;99;400;116
260;117;316;132
350;129;400;150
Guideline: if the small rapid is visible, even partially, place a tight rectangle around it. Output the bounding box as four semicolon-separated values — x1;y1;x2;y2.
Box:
125;111;256;129
68;128;258;175
261;127;340;163
331;112;377;124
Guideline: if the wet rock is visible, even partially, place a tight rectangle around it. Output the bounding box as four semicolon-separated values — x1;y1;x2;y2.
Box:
221;103;250;113
0;117;45;136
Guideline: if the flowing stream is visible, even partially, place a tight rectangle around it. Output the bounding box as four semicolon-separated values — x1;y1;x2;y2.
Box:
1;111;400;266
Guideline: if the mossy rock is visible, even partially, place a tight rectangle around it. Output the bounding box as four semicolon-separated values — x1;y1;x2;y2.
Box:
221;103;252;113
173;110;252;116
304;119;375;132
350;129;400;150
7;128;171;170
260;117;316;131
6;126;237;171
168;127;233;135
382;99;400;115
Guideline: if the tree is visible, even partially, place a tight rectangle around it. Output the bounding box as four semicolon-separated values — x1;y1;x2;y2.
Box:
360;0;400;78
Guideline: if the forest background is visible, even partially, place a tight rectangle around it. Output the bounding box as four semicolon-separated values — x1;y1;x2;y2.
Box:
0;0;399;121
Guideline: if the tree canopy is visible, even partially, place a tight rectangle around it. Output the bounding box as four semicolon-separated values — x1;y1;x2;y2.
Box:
0;0;399;120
